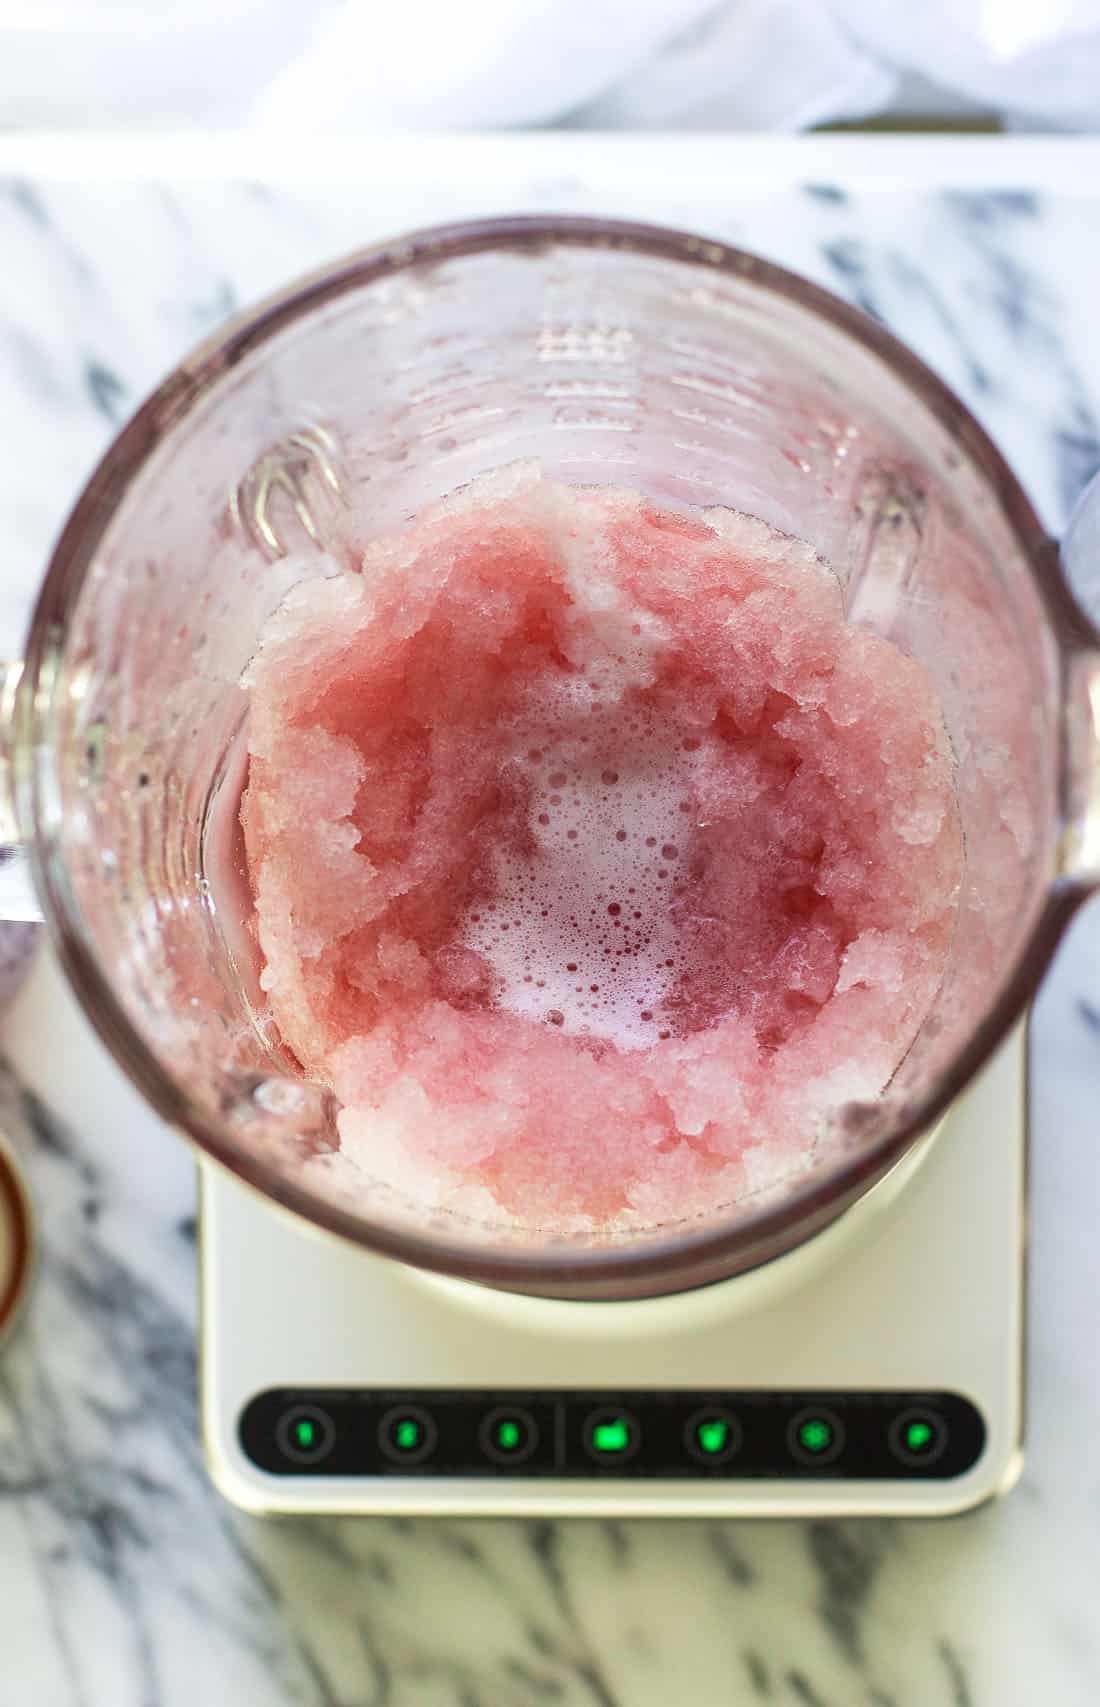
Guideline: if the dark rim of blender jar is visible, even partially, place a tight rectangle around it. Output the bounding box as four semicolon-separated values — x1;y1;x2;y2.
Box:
19;216;1100;1302
0;1129;34;1345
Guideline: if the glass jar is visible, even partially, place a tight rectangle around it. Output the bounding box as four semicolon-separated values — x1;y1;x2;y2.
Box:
2;217;1098;1298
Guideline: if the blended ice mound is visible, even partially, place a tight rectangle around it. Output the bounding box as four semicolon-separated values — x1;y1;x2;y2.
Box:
240;465;962;1230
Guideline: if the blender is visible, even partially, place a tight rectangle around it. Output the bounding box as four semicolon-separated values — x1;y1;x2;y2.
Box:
2;217;1098;1515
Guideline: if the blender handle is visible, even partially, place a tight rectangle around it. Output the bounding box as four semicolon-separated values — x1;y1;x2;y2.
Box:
1060;469;1100;887
0;660;43;924
1063;470;1100;624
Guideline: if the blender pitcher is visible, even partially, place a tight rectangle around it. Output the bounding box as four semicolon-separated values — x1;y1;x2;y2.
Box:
1;216;1098;1301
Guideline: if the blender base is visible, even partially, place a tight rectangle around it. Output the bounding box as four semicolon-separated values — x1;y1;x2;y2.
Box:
199;1029;1026;1517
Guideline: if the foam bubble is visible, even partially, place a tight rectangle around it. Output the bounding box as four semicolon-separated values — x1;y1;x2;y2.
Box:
459;712;718;1050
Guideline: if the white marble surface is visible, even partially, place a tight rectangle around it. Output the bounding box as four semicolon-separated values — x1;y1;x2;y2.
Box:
1;135;1099;1706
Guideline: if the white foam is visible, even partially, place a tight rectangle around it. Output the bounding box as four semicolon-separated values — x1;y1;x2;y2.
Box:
459;671;716;1051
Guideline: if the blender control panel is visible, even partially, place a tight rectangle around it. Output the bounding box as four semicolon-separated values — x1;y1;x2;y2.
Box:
240;1390;985;1479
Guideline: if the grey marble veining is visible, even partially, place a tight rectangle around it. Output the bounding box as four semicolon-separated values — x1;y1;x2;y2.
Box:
1;145;1099;1706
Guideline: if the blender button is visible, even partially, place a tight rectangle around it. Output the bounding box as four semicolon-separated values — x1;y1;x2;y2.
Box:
479;1406;539;1466
378;1404;438;1466
583;1407;641;1465
787;1406;845;1468
888;1408;949;1468
275;1403;336;1465
684;1406;743;1466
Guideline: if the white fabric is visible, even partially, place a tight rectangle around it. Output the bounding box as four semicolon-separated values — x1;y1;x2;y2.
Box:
0;1;328;127
828;0;1100;129
568;0;895;130
251;0;891;133
0;0;1097;133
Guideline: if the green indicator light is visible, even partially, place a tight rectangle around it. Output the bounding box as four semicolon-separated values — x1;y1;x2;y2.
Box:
379;1405;436;1464
394;1418;421;1451
697;1418;730;1455
889;1409;944;1468
798;1418;834;1455
277;1406;334;1463
481;1408;537;1464
592;1418;630;1454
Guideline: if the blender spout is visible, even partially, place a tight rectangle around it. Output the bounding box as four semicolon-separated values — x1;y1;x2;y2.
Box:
1062;470;1100;632
0;661;43;923
1060;650;1100;887
1059;471;1100;887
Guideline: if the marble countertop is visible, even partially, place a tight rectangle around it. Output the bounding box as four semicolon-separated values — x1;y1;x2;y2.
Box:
1;135;1099;1706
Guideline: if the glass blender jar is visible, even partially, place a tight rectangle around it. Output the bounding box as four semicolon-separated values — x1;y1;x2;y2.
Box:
2;216;1098;1301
